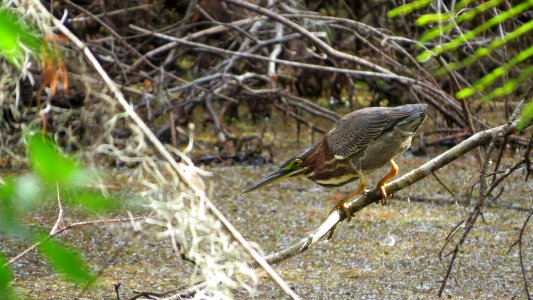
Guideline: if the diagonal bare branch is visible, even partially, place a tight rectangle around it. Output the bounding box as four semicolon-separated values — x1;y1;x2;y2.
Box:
33;2;299;299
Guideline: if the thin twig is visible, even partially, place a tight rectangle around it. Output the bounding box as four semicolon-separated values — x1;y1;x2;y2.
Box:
4;217;145;267
50;183;65;235
437;136;496;296
436;98;527;296
222;0;393;74
506;212;533;299
129;24;456;105
34;4;299;299
273;103;327;134
432;172;456;198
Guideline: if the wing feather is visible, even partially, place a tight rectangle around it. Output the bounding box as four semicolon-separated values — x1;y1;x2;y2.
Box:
326;104;427;159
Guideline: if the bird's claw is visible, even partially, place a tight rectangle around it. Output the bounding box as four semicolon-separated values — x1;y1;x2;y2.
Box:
326;223;340;240
333;203;352;222
379;186;394;205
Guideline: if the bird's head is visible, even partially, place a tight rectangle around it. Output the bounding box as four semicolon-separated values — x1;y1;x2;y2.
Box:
241;146;315;194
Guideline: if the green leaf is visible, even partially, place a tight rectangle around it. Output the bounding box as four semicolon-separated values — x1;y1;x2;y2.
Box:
457;44;533;98
447;18;532;70
39;239;95;284
478;45;533;86
418;23;454;44
416;50;433;62
416;13;453;25
418;0;503;44
482;66;533;102
0;253;15;299
0;179;28;239
26;132;79;185
433;0;532;55
0;8;42;68
387;0;432;18
0;178;15;212
455;0;476;10
68;188;119;214
455;87;476;99
518;97;533;131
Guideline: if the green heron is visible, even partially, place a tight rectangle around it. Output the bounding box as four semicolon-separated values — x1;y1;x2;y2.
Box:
242;104;427;215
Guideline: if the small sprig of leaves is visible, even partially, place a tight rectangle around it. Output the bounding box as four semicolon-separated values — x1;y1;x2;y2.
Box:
0;132;118;298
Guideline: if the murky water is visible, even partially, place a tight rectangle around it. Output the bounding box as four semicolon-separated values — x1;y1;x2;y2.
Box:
3;152;532;299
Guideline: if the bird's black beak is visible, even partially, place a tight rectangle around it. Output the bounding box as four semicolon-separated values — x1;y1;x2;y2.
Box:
241;167;292;194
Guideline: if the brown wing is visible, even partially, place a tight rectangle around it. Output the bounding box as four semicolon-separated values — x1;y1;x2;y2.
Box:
326;104;427;160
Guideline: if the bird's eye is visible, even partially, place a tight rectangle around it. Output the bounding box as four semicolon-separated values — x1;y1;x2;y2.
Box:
293;159;302;167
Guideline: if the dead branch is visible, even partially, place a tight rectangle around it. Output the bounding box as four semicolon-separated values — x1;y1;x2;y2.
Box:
35;3;298;299
506;212;532;299
525;130;533;181
436;99;528;296
273;103;327;134
281;92;341;123
4;216;145;268
128;25;447;91
222;0;393;74
437;135;496;296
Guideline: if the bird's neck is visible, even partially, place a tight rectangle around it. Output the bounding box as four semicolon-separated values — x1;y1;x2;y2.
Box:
302;139;332;175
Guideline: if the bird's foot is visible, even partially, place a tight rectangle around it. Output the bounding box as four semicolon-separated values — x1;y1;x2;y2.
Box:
329;202;352;222
326;223;340;241
379;186;394;205
334;190;371;220
336;203;352;222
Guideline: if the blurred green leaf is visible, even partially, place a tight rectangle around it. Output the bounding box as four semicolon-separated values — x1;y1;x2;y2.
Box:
26;132;78;185
416;13;452;25
418;23;453;45
391;0;531;103
417;0;501;44
39;238;94;284
482;66;533;102
0;8;42;68
0;253;15;300
416;48;435;62
518;97;533;131
0;252;17;300
419;0;531;58
0;178;15;212
387;0;432;18
0;176;40;235
68;188;118;214
455;0;476;10
0;179;27;239
439;19;533;73
456;45;533;99
456;87;476;99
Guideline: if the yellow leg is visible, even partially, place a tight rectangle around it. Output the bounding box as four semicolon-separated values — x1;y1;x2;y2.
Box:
376;159;399;205
334;171;366;220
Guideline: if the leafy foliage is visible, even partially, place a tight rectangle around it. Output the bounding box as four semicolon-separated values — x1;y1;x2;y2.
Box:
0;8;42;68
388;0;533;127
0;132;120;297
0;253;15;300
27;133;79;185
0;7;68;96
38;238;95;284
